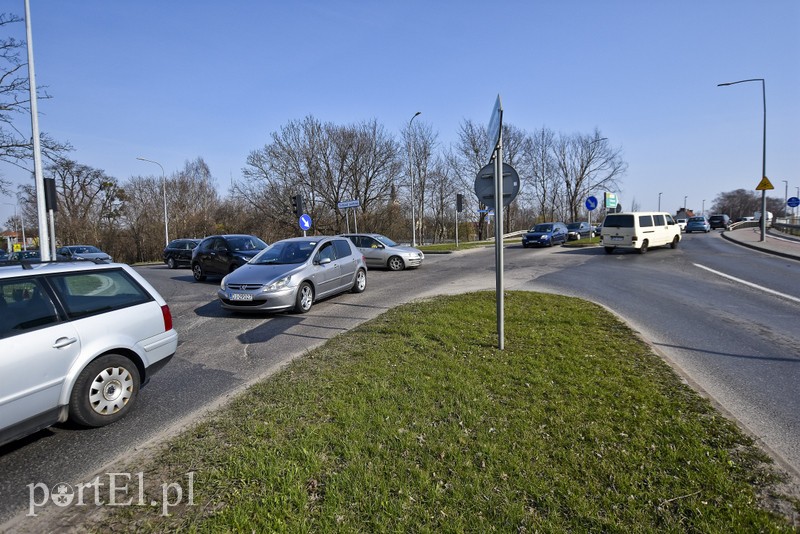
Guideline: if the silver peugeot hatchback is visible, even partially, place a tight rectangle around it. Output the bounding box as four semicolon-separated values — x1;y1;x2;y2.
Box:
218;236;367;314
0;260;178;447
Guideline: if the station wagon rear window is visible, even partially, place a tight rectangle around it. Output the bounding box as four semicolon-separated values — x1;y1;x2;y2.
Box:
47;269;152;319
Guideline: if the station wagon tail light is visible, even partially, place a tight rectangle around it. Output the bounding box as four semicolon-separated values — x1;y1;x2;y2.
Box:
631;236;638;242
161;304;173;331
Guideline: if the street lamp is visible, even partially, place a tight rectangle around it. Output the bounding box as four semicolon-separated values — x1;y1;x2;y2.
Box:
136;157;169;247
658;192;662;212
684;196;687;211
702;199;706;216
407;112;421;247
718;78;766;241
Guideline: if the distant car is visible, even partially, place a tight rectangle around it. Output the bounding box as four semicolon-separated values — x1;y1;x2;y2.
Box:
57;245;112;262
566;222;594;240
341;233;423;271
8;250;41;262
0;260;177;447
734;216;754;223
522;222;568;248
163;238;200;269
218;236;367;314
708;214;730;230
676;218;688;232
191;234;268;281
685;216;710;233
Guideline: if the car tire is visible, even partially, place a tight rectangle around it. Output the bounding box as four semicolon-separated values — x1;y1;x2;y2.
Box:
351;269;367;293
192;263;206;282
167;257;177;269
387;256;405;271
69;354;140;428
670;236;679;249
604;246;615;254
639;240;649;254
294;282;314;313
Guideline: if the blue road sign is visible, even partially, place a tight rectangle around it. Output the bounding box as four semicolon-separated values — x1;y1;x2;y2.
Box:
788;197;800;208
299;214;312;231
585;196;598;211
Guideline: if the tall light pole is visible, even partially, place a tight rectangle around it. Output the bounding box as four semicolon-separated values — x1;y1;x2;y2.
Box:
702;199;706;216
658;192;662;212
407;112;421;247
684;196;687;211
718;78;766;241
136;157;169;247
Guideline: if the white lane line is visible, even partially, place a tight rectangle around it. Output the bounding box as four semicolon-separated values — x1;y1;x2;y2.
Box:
693;263;800;304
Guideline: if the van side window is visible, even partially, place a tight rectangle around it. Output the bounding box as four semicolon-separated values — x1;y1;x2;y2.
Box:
665;215;675;225
639;215;654;227
653;214;665;226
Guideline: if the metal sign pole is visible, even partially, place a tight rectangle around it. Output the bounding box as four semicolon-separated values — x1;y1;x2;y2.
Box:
353;207;358;234
494;141;504;351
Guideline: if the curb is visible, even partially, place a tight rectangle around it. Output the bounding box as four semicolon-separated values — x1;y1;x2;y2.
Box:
721;231;800;262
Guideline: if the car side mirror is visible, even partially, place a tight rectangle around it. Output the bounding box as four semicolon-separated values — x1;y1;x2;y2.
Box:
317;257;332;266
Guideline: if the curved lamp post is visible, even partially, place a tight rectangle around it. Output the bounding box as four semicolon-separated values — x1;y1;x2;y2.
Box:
136;157;169;247
408;112;421;246
718;78;766;241
658;192;662;212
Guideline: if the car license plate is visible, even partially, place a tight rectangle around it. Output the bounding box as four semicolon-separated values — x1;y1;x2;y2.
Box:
611;236;623;241
229;293;253;301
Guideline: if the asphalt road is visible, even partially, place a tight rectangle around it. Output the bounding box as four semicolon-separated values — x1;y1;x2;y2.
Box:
1;233;799;528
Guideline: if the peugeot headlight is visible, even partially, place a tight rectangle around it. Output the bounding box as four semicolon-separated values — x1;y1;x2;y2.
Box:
265;276;291;292
220;275;228;290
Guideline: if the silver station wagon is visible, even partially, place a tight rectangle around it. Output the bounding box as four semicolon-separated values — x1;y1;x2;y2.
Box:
0;261;178;447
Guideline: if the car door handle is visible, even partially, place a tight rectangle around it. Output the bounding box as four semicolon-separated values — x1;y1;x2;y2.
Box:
52;337;78;349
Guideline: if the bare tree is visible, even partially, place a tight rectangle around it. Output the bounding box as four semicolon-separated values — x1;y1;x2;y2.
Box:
403;119;437;244
0;13;70;193
451;119;490;239
553;130;626;222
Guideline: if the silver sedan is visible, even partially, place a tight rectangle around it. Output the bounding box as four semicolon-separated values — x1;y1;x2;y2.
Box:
341;233;424;271
218;236;367;314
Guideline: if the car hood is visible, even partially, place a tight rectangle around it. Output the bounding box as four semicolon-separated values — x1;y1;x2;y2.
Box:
223;262;305;284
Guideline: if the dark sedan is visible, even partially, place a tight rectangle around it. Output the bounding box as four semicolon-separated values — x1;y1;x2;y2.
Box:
163;238;200;269
191;234;268;281
522;222;569;248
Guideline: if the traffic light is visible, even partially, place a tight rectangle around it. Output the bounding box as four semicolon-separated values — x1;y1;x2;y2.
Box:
456;193;464;213
291;194;305;216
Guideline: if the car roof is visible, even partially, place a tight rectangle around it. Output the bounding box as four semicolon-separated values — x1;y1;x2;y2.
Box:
0;260;124;279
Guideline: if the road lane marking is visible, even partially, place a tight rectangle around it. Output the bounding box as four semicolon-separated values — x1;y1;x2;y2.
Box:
693;263;800;304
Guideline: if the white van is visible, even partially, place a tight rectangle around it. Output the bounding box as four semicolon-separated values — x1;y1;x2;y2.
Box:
601;212;681;254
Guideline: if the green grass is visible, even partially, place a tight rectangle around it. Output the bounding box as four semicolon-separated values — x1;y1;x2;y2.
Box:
96;292;797;532
419;238;521;252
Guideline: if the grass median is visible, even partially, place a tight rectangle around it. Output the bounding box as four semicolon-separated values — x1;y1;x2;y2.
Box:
97;291;797;532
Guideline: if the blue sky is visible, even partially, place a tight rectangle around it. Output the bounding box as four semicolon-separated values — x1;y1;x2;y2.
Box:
2;0;799;225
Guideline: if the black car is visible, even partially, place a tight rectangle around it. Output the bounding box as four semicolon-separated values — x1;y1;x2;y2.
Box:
163;238;200;269
708;214;731;230
191;234;268;281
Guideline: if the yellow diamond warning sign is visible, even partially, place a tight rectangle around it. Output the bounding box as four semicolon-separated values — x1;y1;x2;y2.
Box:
755;176;774;191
